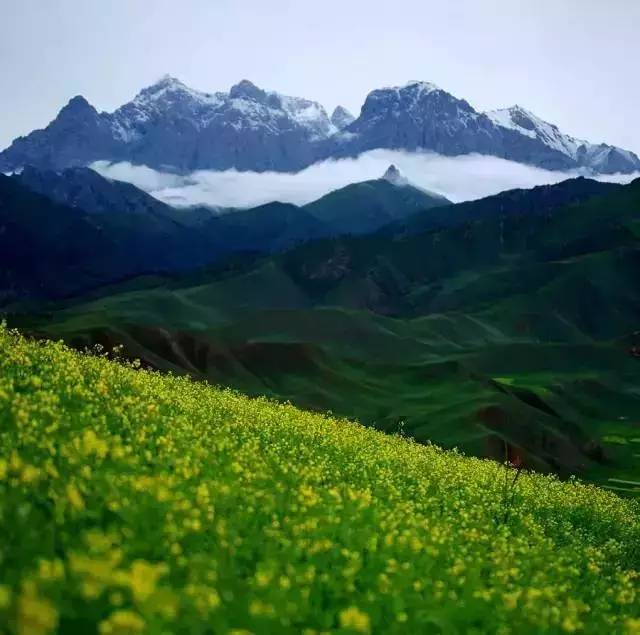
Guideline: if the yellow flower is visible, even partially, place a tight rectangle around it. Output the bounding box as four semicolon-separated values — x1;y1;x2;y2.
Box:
148;588;179;619
98;610;145;635
185;584;221;614
127;560;167;603
66;483;85;510
20;465;41;484
10;451;23;473
253;570;272;588
502;590;521;610
17;591;58;635
37;559;64;582
561;616;582;633
339;606;370;633
249;599;276;617
69;550;122;599
81;429;110;458
0;584;11;609
2;322;640;635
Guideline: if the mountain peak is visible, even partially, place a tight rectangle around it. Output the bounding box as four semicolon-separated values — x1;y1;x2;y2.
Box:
331;105;355;130
134;75;199;103
229;79;267;101
402;80;441;93
2;77;639;176
66;95;91;107
143;75;188;92
57;95;97;119
382;164;408;186
129;76;224;112
507;104;544;124
155;73;182;85
368;80;444;99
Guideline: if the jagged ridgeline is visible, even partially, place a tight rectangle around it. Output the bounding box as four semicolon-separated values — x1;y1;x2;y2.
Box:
0;326;639;634
1;77;638;174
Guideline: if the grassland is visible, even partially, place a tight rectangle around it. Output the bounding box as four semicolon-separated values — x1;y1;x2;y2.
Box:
1;325;639;634
20;275;640;494
10;177;639;494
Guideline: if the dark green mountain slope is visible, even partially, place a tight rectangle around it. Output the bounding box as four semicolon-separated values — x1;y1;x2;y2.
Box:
13;178;640;493
393;176;622;235
14;165;216;225
306;178;448;235
0;174;165;302
1;167;450;302
0;173;221;303
210;202;327;252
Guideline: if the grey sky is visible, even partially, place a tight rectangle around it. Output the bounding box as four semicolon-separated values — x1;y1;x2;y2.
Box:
1;0;639;154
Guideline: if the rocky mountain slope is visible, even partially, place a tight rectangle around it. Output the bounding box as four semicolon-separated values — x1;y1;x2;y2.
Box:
2;77;638;175
0;76;337;173
325;81;639;173
330;105;355;130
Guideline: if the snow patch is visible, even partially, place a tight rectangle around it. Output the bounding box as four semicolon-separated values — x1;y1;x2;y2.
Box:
486;106;587;160
109;76;336;142
486;108;536;139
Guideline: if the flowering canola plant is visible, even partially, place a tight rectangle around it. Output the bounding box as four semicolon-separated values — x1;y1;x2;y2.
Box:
0;325;639;634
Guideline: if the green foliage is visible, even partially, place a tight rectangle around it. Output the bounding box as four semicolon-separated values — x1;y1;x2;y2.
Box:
1;326;639;634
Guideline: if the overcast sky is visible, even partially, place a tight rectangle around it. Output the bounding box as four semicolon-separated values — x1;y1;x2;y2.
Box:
1;0;638;154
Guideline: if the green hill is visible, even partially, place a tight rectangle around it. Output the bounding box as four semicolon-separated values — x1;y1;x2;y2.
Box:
16;178;640;491
0;168;450;304
0;326;639;634
305;178;448;235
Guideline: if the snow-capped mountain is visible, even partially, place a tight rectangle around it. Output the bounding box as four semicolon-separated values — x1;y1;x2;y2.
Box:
325;80;507;159
485;105;640;174
0;76;337;173
1;77;638;175
110;76;337;171
325;81;640;174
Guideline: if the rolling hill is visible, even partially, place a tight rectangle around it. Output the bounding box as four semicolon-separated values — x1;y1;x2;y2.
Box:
0;166;447;303
12;177;640;492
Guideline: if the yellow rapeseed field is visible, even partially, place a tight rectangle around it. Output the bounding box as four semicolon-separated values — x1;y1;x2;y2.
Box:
0;325;639;634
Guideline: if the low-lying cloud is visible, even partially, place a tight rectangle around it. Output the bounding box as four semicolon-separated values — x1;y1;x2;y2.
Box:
92;151;640;210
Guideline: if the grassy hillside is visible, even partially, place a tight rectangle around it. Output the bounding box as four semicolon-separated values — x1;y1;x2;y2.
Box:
0;325;639;634
16;179;640;492
26;302;640;493
305;179;448;235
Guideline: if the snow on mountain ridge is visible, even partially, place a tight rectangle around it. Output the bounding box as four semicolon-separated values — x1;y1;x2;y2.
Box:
386;80;442;94
1;76;639;175
123;77;335;140
485;105;584;159
110;76;226;142
331;106;355;130
278;94;336;139
483;104;640;174
485;107;537;139
135;75;221;102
